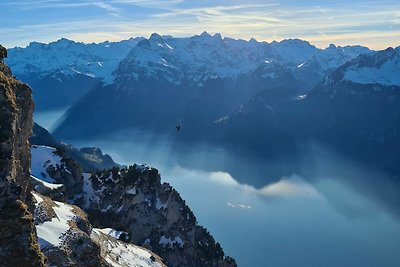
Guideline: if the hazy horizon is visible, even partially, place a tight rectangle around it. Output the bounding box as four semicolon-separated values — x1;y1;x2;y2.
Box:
1;0;399;49
4;32;393;51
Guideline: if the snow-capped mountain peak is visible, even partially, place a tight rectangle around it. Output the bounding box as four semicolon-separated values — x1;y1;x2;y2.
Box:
341;47;400;86
116;33;269;85
200;31;211;37
7;37;142;84
7;33;373;92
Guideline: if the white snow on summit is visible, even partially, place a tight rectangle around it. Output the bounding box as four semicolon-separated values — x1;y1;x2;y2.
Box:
270;39;317;65
117;34;371;85
118;32;268;84
7;33;373;87
343;48;400;86
7;38;142;84
296;44;371;75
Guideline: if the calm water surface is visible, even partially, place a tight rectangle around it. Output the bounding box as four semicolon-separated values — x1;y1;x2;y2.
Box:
68;130;400;267
37;112;400;267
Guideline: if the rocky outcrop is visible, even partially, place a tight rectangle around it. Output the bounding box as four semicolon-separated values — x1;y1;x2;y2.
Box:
0;47;46;266
76;165;237;267
30;143;237;267
91;229;166;267
29;128;236;266
0;43;235;265
0;45;6;62
30;148;168;267
0;46;171;267
32;192;106;266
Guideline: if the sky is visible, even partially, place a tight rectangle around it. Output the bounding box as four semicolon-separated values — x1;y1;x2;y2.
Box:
0;0;399;49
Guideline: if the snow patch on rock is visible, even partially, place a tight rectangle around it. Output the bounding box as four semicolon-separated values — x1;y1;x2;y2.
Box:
159;235;184;248
35;199;76;248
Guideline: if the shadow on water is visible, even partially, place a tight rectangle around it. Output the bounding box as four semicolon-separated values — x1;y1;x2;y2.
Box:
62;127;400;267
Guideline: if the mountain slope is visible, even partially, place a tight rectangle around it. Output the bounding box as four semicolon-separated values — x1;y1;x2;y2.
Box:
32;191;166;267
8;38;142;84
30;144;237;267
53;34;369;139
2;43;237;267
7;38;142;110
214;46;400;180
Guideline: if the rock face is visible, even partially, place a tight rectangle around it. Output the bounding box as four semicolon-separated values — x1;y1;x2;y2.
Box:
91;229;166;267
0;45;6;61
30;144;237;267
1;45;226;267
32;192;106;266
74;165;237;267
32;191;166;267
7;38;142;111
0;47;46;266
50;34;370;139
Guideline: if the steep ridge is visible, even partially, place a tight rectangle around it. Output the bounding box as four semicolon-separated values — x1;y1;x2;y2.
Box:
32;191;166;267
305;47;400;167
293;43;370;88
214;46;400;182
30;144;237;267
0;45;46;266
80;165;236;267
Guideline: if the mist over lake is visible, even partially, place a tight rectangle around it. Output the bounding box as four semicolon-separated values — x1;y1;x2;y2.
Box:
62;127;400;267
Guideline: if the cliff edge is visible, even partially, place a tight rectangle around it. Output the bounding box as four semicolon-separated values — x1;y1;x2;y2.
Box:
0;45;46;266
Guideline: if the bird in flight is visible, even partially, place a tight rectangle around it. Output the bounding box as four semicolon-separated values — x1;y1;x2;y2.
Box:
176;125;181;132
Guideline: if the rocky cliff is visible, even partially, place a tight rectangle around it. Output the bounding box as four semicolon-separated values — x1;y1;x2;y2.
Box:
1;43;236;267
31;144;237;267
0;45;46;266
78;165;236;267
31;191;166;267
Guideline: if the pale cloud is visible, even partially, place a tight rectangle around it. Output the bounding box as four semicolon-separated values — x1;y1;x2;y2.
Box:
110;0;184;7
1;0;122;17
257;177;320;198
0;0;64;6
171;165;321;200
93;2;122;17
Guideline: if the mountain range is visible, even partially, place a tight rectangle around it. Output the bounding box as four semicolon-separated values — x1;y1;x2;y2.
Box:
0;50;236;266
6;33;400;185
7;32;369;112
3;32;400;266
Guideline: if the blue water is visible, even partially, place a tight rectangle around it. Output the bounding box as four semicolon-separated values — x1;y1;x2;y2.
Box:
36;111;400;267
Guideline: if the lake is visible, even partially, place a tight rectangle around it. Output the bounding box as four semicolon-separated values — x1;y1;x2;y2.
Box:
36;111;400;267
67;129;400;267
